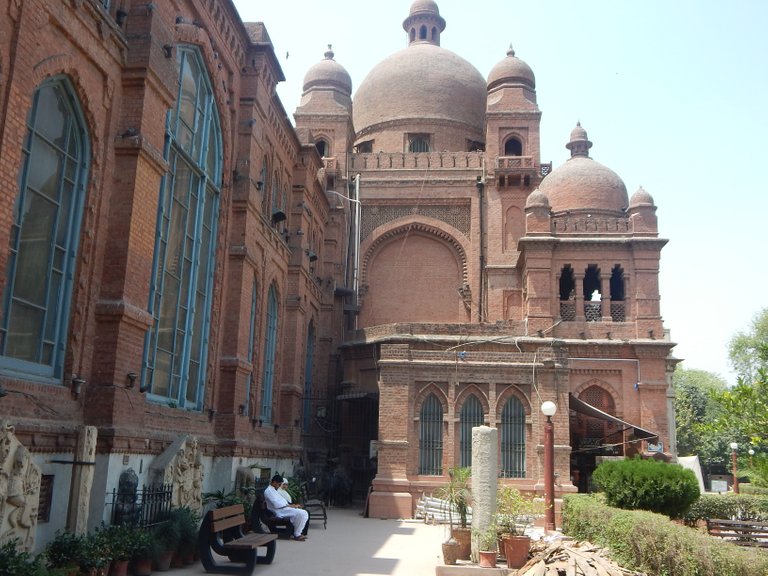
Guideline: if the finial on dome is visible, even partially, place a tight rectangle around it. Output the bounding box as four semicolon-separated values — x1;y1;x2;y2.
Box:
565;121;593;158
324;44;334;59
507;44;515;57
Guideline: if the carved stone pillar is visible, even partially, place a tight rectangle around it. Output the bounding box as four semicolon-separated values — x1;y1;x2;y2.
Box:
0;422;42;551
67;426;97;534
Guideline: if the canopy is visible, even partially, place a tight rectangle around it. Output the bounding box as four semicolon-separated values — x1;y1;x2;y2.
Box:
568;393;658;441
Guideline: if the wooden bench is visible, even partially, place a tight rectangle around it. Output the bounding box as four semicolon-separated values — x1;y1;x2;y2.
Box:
302;482;328;529
198;504;278;574
706;518;768;547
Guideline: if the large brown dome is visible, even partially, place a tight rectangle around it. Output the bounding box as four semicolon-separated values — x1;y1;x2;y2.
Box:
539;124;628;214
488;46;535;91
352;43;486;141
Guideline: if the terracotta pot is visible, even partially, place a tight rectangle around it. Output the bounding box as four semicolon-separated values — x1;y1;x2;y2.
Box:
108;560;129;576
478;550;497;568
442;541;460;565
153;550;174;572
451;527;471;560
129;556;153;576
502;535;531;569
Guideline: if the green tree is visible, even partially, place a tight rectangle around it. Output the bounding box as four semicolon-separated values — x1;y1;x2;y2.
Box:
673;366;730;473
728;307;768;384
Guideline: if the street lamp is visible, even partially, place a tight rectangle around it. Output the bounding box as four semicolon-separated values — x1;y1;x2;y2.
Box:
749;448;755;467
730;442;739;494
541;401;557;531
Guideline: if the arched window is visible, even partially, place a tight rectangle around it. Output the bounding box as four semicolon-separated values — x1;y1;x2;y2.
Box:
315;139;329;157
144;45;222;408
610;264;626;322
303;321;315;431
0;77;89;381
259;156;268;213
245;276;258;416
459;394;484;467
419;25;427;40
504;138;523;156
577;385;622;455
583;264;601;321
500;395;526;478
559;264;576;321
419;393;443;475
261;284;279;423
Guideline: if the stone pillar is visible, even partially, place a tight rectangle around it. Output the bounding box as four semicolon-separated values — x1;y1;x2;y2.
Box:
471;426;498;562
600;276;611;321
574;273;584;321
67;426;97;534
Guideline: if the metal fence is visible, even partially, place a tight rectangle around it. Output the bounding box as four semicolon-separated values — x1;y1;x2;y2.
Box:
107;483;173;528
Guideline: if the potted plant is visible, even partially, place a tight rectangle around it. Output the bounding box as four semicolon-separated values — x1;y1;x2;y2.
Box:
128;528;154;576
494;486;544;568
101;523;139;576
169;506;199;565
434;466;472;560
45;530;86;575
473;524;498;568
152;519;181;571
79;529;112;576
0;538;46;576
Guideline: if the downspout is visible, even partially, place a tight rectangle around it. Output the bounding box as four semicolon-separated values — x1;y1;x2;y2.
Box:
476;167;486;323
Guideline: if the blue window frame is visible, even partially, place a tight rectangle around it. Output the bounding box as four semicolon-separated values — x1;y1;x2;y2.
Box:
500;395;526;478
244;276;258;416
144;46;222;409
260;284;279;422
0;77;89;381
419;393;443;475
302;321;315;431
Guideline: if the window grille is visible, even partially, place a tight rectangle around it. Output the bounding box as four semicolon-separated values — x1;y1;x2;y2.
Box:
419;393;443;475
459;395;484;467
500;396;526;478
261;285;278;423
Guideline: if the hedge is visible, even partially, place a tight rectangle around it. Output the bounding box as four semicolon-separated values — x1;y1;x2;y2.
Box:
682;492;768;526
562;494;768;576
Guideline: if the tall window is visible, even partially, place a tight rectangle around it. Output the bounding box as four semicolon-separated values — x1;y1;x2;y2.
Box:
0;78;89;381
500;396;526;478
303;322;315;431
144;46;222;409
459;395;484;467
245;277;258;416
419;393;443;475
261;284;279;423
504;138;523;156
408;134;430;153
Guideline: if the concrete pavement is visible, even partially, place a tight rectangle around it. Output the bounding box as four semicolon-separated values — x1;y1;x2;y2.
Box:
169;506;451;576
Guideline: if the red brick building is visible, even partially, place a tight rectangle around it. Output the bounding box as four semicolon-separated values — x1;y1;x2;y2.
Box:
0;0;676;549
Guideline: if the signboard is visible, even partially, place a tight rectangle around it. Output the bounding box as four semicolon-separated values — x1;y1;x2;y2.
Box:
647;442;664;453
711;479;729;493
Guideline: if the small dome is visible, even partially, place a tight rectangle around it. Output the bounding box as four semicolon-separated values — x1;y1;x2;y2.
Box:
629;186;655;207
302;46;352;96
488;45;535;91
525;188;549;209
409;0;440;14
539;124;628;214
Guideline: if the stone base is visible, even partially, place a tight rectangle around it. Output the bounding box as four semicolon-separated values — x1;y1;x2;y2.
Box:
368;491;413;519
435;559;513;575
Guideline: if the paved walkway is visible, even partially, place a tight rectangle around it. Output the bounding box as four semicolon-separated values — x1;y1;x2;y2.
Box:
172;507;448;576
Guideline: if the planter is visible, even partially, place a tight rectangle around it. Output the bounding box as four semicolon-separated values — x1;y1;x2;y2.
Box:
451;527;471;560
153;550;174;572
129;556;153;576
109;560;129;576
502;535;531;569
478;550;497;568
442;541;460;565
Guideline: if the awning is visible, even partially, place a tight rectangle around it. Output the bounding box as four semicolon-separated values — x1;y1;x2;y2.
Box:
568;393;658;441
336;391;379;401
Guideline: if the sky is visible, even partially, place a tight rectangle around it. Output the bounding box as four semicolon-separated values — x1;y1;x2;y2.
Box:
231;0;768;384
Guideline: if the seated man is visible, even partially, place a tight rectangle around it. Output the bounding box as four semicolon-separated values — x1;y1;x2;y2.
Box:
264;474;309;541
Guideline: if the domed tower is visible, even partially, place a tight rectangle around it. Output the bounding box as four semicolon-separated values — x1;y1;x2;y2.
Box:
486;45;542;181
294;45;355;181
352;1;486;153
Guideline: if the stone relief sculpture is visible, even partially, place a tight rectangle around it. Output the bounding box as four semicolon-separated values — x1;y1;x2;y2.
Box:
149;435;203;513
113;468;140;525
0;421;41;551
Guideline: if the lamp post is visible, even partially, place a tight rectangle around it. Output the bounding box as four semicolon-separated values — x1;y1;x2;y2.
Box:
730;442;739;494
541;401;557;531
749;448;755;467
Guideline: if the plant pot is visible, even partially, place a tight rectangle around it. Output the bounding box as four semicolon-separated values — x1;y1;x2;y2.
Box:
442;541;460;565
451;527;471;560
129;556;153;576
478;550;497;568
109;560;129;576
153;550;174;571
502;535;531;569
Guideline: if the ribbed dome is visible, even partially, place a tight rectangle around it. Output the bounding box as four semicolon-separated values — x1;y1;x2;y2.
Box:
488;46;535;91
302;46;352;96
629;186;655;207
353;43;486;140
539;124;628;214
409;0;440;14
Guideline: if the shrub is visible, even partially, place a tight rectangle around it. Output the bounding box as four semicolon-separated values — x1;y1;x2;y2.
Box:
592;456;699;518
0;539;46;576
563;494;768;576
170;506;200;555
683;492;768;526
45;530;86;571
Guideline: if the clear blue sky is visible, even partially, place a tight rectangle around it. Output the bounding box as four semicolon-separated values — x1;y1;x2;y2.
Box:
232;0;768;384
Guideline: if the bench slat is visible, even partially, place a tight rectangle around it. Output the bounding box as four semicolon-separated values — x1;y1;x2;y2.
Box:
707;518;768;547
212;515;247;533
223;533;278;550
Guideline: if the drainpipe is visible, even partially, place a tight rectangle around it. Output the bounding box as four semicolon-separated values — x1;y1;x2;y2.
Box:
476;172;486;323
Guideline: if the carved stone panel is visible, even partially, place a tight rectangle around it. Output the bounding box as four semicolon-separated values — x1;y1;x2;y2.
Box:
149;435;203;513
0;421;41;551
